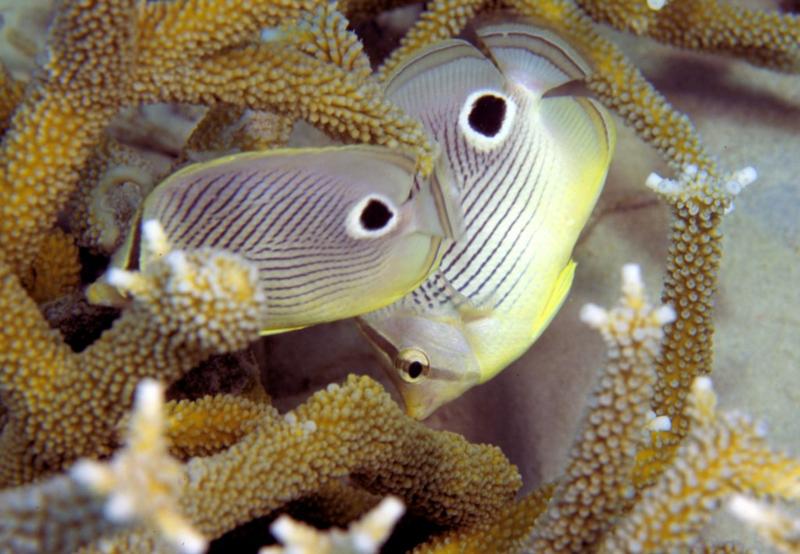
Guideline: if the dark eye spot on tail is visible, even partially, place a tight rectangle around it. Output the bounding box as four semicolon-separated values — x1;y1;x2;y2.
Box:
360;199;394;231
468;94;507;137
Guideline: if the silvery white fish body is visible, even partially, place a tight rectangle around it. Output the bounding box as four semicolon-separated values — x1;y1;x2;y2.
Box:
95;145;462;334
357;22;616;419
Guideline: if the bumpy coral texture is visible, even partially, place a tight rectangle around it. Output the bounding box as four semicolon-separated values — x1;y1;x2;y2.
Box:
0;0;798;552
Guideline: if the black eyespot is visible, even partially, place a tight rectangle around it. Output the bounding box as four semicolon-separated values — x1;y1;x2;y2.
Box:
467;94;507;137
360;199;393;231
407;361;423;380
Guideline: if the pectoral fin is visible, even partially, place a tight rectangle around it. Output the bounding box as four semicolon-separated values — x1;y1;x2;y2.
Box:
530;259;576;341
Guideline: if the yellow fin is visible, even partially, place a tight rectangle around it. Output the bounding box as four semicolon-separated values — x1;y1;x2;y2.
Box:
530;260;576;341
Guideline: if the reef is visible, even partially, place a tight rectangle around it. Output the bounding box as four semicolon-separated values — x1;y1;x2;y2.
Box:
0;0;798;552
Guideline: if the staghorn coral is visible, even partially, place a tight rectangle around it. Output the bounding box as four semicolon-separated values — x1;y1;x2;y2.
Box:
68;374;519;552
0;0;797;552
600;376;800;552
0;221;266;485
0;379;204;554
575;0;800;72
21;227;81;303
261;496;404;554
529;264;676;551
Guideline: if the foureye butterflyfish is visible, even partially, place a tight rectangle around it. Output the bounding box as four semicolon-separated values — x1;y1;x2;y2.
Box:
357;21;616;419
92;145;462;334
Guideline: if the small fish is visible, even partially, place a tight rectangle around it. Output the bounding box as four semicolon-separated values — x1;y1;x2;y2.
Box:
357;21;616;419
92;145;462;334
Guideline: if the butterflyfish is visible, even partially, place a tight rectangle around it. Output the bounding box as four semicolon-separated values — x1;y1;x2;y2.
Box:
356;21;616;419
92;145;462;334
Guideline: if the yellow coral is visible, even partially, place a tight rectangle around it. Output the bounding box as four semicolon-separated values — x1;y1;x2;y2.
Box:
601;377;800;552
21;227;81;303
262;496;404;554
413;485;554;553
0;222;266;485
0;379;204;554
163;394;277;460
577;0;800;72
530;264;675;551
83;375;520;551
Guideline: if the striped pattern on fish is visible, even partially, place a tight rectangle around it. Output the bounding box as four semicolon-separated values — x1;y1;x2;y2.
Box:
101;145;462;334
357;21;615;419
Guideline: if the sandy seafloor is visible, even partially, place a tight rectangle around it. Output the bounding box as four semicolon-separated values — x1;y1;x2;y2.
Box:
263;16;800;552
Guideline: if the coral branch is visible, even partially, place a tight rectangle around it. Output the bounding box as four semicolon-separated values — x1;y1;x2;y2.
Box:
0;379;204;554
262;496;404;554
529;264;675;551
94;375;520;550
163;394;278;460
0;223;265;485
0;0;136;276
577;0;800;73
635;165;756;485
413;484;554;553
601;377;800;552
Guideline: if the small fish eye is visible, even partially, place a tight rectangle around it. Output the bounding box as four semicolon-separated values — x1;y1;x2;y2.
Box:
458;89;517;152
395;348;430;383
346;194;398;239
360;198;393;231
468;94;506;137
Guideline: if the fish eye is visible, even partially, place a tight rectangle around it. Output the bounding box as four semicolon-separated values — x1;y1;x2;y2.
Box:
346;194;398;239
395;347;430;383
458;89;517;152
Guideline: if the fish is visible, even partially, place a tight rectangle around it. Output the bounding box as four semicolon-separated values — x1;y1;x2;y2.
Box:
91;145;462;334
356;21;616;419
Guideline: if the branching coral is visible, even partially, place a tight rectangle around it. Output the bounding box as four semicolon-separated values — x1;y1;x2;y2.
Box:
67;374;519;552
529;264;675;551
0;222;266;485
0;379;204;554
262;496;404;554
0;0;797;551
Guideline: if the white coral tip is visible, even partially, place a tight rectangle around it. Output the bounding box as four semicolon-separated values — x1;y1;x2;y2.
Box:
70;459;110;489
165;250;190;276
174;531;207;554
142;219;170;254
646;415;672;432
105;492;136;522
622;264;643;296
654;305;676;325
106;268;139;291
726;166;757;196
645;172;665;190
736;166;757;187
366;496;404;531
134;379;164;420
728;495;765;524
580;303;608;328
693;376;713;392
269;516;299;544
